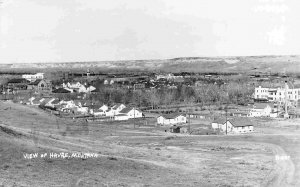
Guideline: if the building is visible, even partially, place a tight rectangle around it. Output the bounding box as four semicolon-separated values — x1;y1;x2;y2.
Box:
211;117;254;133
157;114;187;125
91;104;108;116
62;82;82;89
62;82;96;93
249;103;273;117
254;85;300;107
6;78;30;92
100;104;109;112
27;79;52;91
106;104;126;116
30;98;45;105
114;107;143;120
22;73;44;82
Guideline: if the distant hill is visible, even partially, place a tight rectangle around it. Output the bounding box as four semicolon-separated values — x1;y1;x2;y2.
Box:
0;55;299;73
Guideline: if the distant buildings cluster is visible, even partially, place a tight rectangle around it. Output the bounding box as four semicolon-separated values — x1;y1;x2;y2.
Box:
254;85;300;107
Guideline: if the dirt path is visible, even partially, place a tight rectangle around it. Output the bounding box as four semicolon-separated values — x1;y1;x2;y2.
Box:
264;143;295;187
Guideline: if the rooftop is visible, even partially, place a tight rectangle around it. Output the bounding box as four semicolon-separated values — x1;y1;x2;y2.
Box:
159;113;185;119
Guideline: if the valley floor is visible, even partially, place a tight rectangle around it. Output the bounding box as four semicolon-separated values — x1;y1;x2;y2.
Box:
0;101;300;186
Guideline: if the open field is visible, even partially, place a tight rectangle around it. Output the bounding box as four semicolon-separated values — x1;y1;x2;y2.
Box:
1;101;300;186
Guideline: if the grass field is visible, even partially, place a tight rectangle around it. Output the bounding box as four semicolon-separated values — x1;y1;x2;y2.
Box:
1;100;300;186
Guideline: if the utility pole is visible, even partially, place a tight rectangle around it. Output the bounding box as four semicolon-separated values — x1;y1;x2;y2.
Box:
188;110;191;134
133;106;136;129
284;81;289;119
225;91;229;135
225;105;228;135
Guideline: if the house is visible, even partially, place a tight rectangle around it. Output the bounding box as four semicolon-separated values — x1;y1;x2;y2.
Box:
249;103;273;117
76;106;89;114
48;98;61;108
157;113;187;125
6;78;30;92
63;82;82;89
30;98;45;105
100;104;109;112
27;79;52;91
91;104;109;116
40;98;56;107
78;85;96;93
42;98;57;108
56;100;88;114
62;82;95;93
106;104;126;116
115;107;143;120
229;109;250;117
59;100;76;109
211;117;254;133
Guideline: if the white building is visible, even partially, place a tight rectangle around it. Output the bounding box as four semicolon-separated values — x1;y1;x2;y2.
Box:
255;85;300;107
114;107;143;121
157;114;187;125
62;82;96;93
211;117;254;133
249;103;273;117
105;104;126;116
22;73;44;82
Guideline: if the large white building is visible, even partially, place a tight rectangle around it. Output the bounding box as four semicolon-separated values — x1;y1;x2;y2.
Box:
254;85;300;107
22;73;44;82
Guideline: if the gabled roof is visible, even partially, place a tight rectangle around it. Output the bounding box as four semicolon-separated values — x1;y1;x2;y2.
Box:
40;98;54;105
212;117;227;124
158;113;185;119
112;104;125;109
29;79;43;85
32;98;42;104
52;88;71;93
94;108;104;112
213;117;254;127
253;103;273;109
119;107;141;114
51;99;60;105
228;118;254;127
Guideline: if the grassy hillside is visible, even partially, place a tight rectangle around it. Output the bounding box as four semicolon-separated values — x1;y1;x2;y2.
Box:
0;55;299;73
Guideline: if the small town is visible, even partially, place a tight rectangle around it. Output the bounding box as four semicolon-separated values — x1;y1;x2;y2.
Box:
1;70;300;134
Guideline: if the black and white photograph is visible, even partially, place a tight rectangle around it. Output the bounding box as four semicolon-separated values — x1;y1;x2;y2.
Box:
0;0;300;186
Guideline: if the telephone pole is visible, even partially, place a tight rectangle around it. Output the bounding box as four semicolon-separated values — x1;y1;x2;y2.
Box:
225;92;229;135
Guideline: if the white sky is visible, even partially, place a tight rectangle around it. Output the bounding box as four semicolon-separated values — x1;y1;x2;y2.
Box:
0;0;299;63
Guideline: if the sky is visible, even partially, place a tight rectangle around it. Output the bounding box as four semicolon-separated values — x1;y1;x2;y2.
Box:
0;0;299;63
